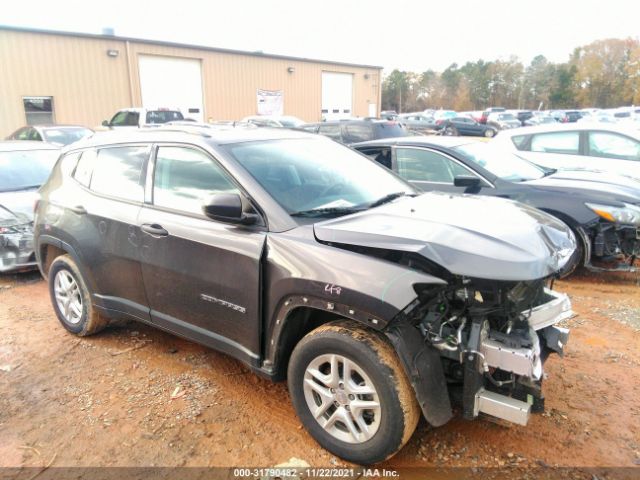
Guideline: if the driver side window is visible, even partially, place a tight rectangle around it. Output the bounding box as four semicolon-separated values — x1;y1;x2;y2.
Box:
153;146;240;215
395;148;476;183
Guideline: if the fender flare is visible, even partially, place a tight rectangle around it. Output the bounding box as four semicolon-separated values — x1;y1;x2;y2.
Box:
37;235;99;293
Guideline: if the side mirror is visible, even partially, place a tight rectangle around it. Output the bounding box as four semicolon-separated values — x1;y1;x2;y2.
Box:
454;176;481;193
203;193;259;225
101;120;110;127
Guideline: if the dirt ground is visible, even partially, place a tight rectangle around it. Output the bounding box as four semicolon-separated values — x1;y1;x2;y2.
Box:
0;268;639;473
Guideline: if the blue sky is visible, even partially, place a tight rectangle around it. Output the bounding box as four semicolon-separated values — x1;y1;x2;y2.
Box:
2;0;639;72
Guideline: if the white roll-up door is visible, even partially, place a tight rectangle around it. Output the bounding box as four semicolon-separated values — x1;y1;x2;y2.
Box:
138;55;204;122
321;72;353;120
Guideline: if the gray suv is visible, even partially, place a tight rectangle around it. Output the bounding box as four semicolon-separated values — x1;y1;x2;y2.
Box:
34;127;575;464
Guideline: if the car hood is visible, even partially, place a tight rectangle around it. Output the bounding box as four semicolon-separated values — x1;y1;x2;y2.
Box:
314;192;576;281
524;170;640;203
0;190;38;225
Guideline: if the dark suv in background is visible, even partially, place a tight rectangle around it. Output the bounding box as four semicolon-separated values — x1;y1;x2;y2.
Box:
34;127;575;464
300;119;408;144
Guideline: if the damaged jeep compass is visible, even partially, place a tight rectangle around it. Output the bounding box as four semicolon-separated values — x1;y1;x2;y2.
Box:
34;127;576;464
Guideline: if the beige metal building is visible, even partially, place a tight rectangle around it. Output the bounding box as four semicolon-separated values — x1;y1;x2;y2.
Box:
0;26;382;137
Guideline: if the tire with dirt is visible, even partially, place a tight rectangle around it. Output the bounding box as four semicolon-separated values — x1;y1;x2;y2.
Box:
287;320;420;465
48;254;109;336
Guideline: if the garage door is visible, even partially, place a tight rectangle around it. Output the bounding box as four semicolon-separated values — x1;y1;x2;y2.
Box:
321;72;353;121
138;55;204;122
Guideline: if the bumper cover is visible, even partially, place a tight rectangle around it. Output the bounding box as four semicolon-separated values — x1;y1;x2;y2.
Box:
0;230;36;273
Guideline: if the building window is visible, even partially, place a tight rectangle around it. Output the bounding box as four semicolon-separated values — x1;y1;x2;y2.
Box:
23;97;54;125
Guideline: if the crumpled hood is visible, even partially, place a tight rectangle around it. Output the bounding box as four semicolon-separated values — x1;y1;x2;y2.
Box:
0;190;37;225
525;170;640;203
314;192;576;281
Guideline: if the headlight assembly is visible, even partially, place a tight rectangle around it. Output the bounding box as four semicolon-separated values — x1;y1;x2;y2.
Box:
586;202;640;226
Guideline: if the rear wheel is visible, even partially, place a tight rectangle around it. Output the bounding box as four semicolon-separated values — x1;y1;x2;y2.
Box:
48;255;108;336
288;320;420;464
484;128;496;138
444;126;458;136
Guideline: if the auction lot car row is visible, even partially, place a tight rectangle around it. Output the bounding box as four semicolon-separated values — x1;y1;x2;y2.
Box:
1;124;638;465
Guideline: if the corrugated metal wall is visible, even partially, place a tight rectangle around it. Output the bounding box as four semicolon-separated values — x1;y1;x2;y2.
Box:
0;29;382;136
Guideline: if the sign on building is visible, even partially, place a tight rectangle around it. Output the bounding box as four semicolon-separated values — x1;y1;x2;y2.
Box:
257;89;284;115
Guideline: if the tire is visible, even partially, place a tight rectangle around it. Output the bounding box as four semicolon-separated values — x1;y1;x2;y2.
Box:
48;254;108;336
287;320;420;465
484;128;496;138
444;126;458;136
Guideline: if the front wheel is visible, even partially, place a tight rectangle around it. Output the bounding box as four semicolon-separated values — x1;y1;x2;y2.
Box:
288;320;420;465
484;128;496;138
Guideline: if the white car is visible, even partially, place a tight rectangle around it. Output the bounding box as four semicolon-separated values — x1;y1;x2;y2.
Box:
102;108;186;129
491;123;640;181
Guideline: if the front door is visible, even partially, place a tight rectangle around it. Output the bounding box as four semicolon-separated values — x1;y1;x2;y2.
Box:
138;144;266;361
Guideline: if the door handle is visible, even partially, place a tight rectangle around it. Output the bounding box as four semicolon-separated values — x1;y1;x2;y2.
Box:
69;205;87;215
141;223;169;237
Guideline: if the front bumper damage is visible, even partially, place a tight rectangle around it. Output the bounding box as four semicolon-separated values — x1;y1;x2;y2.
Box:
581;222;640;272
0;223;37;273
387;284;573;428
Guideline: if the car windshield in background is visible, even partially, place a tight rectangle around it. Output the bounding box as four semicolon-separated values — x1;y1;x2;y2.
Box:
0;149;59;192
373;122;408;138
146;110;184;124
278;117;305;128
452;142;545;182
225;138;414;215
498;114;518;121
42;127;92;145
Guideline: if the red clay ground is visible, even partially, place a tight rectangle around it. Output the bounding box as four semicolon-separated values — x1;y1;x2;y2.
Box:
0;270;638;474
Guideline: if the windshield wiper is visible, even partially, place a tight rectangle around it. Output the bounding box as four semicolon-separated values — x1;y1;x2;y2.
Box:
368;192;410;209
290;206;364;218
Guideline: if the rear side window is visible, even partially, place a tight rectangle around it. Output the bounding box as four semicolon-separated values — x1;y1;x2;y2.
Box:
318;124;342;141
344;124;372;143
73;149;98;187
530;132;580;154
146;111;184;124
372;122;407;139
90;146;149;202
153;146;239;215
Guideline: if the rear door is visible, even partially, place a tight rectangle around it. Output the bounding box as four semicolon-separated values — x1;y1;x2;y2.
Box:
66;145;151;320
138;144;266;361
516;130;586;170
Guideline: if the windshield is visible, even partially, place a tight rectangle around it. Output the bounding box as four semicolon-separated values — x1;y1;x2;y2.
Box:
0;149;60;192
278;117;305;128
146;111;184;124
225;138;414;215
43;127;92;145
498;114;518;121
452;142;545;182
373;122;408;138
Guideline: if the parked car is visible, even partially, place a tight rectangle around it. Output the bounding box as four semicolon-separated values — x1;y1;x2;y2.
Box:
34;127;575;464
577;111;617;124
0;141;60;273
486;112;521;130
492;124;640;181
524;113;557;126
102;108;185;129
480;107;506;124
302;119;408;144
512;110;533;126
396;113;436;133
240;115;306;128
433;110;457;127
6;125;93;146
549;110;569;123
435;116;498;138
564;110;583;123
380;110;398;120
353;137;640;275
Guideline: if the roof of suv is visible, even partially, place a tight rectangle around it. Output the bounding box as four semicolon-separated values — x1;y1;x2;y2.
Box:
63;125;316;150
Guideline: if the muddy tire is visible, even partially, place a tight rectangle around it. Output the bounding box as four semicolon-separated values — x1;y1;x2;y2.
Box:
287;320;420;465
48;255;108;336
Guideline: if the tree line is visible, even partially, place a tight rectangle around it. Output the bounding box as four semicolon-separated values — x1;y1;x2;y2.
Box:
381;38;640;113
